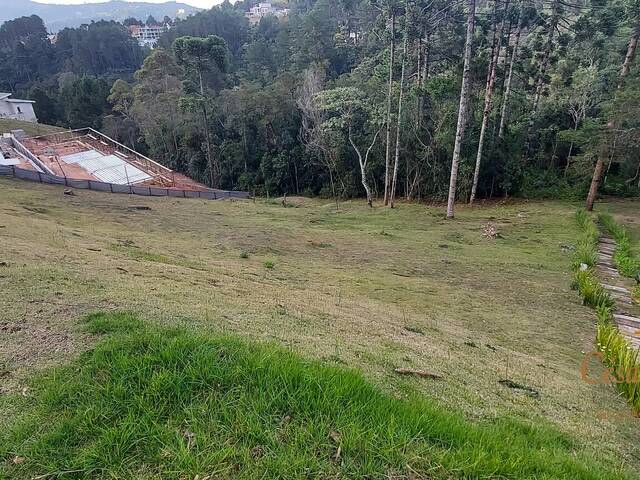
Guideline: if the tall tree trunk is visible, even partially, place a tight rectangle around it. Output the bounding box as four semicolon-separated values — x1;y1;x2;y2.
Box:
586;29;638;211
523;0;559;162
564;120;579;176
498;1;524;140
446;0;476;219
586;155;605;212
621;31;639;78
198;68;217;188
418;28;429;127
349;125;382;207
390;11;409;209
470;0;506;204
384;12;396;206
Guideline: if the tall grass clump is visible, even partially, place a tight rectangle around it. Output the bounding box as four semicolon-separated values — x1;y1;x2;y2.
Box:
573;269;615;309
572;212;640;415
0;312;633;480
572;209;599;270
597;314;640;413
600;214;640;278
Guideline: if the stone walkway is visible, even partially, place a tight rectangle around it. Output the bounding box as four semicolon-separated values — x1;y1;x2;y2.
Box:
596;235;640;349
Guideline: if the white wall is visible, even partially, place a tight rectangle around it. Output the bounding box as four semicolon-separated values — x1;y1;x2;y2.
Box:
0;101;37;123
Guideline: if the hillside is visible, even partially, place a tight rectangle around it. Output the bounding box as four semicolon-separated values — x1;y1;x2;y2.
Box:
0;178;639;477
0;0;201;31
0;118;64;137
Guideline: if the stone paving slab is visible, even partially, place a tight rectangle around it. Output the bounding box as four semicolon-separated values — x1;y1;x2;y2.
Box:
596;235;640;349
603;284;631;294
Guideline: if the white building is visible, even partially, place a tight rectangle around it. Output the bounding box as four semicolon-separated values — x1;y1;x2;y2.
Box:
129;25;168;48
0;93;37;123
246;3;290;24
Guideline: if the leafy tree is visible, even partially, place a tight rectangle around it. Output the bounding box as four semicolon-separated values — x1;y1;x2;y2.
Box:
317;86;384;205
173;35;229;187
123;18;142;27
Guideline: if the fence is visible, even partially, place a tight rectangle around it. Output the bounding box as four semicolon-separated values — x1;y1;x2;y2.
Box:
0;165;250;201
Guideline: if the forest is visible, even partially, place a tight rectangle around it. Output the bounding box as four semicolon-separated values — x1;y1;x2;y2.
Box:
1;0;639;212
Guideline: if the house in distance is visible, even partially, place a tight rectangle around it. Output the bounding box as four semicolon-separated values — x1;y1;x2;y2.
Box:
0;93;37;123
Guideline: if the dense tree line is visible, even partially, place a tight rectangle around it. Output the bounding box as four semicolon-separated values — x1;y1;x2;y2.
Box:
1;0;639;210
0;14;143;129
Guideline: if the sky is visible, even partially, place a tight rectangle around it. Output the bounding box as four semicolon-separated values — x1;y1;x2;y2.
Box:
33;0;224;9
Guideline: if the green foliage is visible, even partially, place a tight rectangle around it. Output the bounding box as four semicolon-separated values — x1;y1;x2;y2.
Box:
264;260;275;269
84;311;144;334
173;35;228;82
55;21;143;76
573;269;615;309
572;210;612;308
597;317;640;414
571;209;600;270
3;0;640;200
600;214;640;278
0;312;634;479
572;211;640;415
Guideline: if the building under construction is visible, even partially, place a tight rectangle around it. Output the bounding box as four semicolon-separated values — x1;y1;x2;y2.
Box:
0;128;248;200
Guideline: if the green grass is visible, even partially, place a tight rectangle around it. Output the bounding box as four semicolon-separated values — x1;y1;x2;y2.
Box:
600;214;640;278
0;312;634;480
2;179;640;471
0;118;65;137
572;209;600;269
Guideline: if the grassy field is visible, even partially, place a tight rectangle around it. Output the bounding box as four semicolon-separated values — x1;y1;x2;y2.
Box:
602;199;640;256
0;118;65;137
1;178;639;477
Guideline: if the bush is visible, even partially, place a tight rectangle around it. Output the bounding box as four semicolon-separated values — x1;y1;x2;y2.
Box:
571;210;599;270
573;269;614;309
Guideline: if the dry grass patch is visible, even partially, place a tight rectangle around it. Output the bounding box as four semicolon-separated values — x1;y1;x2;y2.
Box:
1;178;639;471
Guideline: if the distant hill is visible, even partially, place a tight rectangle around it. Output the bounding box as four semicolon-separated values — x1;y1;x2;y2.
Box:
0;0;202;32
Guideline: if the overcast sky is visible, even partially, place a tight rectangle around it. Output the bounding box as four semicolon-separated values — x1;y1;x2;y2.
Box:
33;0;225;9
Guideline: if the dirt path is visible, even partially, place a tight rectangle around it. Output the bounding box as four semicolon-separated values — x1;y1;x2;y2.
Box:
596;235;640;348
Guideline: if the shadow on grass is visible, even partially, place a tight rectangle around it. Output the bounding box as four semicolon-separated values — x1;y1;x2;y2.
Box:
0;312;633;479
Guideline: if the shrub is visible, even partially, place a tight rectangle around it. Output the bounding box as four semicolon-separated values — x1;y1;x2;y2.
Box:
573;269;614;309
597;318;640;413
571;210;599;270
264;260;275;269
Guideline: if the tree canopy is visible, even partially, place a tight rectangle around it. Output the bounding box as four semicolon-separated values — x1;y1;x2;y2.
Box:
1;0;639;205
